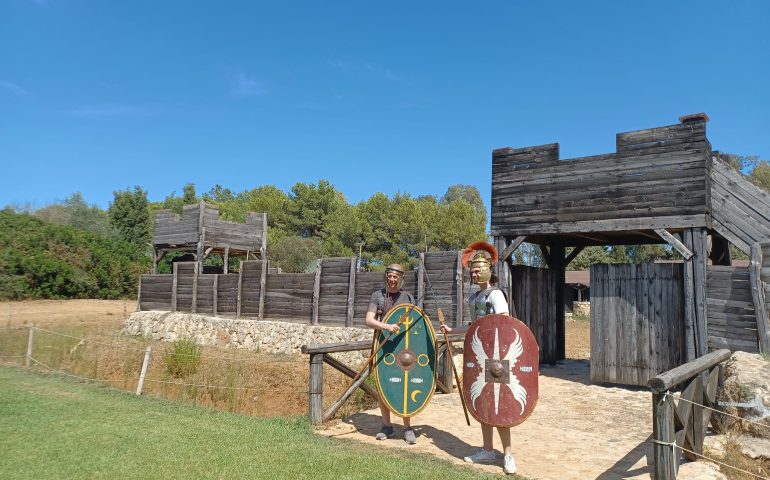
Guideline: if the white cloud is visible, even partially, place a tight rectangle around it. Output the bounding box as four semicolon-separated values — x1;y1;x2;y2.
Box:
69;104;166;118
229;71;266;97
0;80;28;97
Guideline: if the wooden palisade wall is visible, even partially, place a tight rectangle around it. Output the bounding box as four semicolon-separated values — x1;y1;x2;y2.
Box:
139;251;466;329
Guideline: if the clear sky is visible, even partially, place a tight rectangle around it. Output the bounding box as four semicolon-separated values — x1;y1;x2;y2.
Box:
2;1;768;212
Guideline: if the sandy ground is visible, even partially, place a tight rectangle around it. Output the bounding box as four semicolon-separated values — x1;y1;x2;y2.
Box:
1;301;729;479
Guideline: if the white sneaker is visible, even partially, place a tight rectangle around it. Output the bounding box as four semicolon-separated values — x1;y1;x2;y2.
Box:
464;448;496;464
504;454;517;474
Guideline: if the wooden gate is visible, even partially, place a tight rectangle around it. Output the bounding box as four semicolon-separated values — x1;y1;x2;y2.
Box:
590;263;686;386
510;265;559;364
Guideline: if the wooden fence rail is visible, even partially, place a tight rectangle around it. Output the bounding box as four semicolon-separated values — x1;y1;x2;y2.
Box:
302;332;464;425
648;348;731;480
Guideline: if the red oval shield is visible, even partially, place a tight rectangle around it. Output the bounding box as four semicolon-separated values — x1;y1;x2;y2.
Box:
462;314;539;427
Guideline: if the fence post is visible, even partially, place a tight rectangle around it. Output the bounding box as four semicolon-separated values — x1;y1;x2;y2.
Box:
26;325;34;367
136;346;152;395
652;392;677;480
346;257;356;327
311;260;322;326
308;353;324;424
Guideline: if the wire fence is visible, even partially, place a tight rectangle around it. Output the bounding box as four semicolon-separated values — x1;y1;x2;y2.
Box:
0;325;323;418
1;325;768;478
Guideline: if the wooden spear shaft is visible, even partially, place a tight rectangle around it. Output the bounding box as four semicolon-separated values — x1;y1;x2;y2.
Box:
348;306;411;386
438;308;471;426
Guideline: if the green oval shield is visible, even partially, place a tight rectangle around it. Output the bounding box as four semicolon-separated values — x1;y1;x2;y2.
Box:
373;304;436;418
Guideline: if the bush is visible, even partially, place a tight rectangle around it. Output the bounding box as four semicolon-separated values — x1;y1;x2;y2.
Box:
164;339;202;378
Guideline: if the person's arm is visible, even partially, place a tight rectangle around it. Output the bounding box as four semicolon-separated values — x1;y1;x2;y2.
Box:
365;302;400;333
488;290;510;316
439;324;469;335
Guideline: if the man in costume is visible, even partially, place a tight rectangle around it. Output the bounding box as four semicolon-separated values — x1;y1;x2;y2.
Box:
365;263;418;444
440;241;517;474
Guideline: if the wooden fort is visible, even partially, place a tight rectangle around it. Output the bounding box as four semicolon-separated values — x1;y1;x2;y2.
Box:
491;113;770;384
151;200;267;273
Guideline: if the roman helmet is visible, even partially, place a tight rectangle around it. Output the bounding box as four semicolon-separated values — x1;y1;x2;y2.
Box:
384;263;406;289
461;241;498;285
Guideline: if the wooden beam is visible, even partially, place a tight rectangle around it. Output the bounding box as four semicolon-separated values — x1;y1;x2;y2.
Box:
171;262;179;312
258;259;267;320
655;228;693;260
322;355;379;400
223;245;230;274
571;233;607;243
236;261;243;318
417;253;425;310
564;245;585;267
308;353;323;424
692;228;709;357
648;349;731;392
346;257;356;327
311;260;322;325
750;243;770;353
682;230;697;361
212;274;218;316
191;261;199;314
630;230;662;241
500;235;526;262
455;250;464;327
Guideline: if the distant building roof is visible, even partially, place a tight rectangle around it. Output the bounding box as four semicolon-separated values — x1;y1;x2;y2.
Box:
565;271;590;287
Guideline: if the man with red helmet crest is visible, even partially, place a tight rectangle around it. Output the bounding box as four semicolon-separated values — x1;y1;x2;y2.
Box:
441;241;520;475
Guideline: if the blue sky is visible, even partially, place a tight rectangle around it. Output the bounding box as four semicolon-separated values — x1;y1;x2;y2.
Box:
2;1;768;212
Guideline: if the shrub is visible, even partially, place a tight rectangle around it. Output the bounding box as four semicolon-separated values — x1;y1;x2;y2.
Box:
164;338;202;378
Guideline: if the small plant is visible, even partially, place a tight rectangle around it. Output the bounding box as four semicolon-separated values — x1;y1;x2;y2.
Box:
573;312;590;322
164;338;201;378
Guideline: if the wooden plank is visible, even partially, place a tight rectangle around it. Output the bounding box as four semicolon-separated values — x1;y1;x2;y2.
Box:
654;229;693;260
171;263;179;312
455;250;463;327
693;228;709;357
749;243;770;353
417;253;425;309
236;261;243;318
345;257;356;327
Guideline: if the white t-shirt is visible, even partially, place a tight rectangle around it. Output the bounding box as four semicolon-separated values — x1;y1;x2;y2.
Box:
469;287;509;320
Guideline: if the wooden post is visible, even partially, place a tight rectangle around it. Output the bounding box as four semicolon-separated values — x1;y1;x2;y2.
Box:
212;274;218;316
223;245;230;275
236;260;243;318
682;229;697;362
196;201;205;262
692;228;708;357
26;325;34;367
691;375;704;455
171;262;179;312
455;250;464;327
191;261;199;314
136;346;152;395
312;260;322;325
552;239;566;361
417;253;425;310
441;343;453;394
652;392;677;480
308;353;324;424
346;257;356;327
749;242;770;353
259;259;267;320
136;275;143;312
152;247;158;274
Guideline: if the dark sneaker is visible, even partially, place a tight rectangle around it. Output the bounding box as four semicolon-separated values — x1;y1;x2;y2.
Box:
375;425;395;440
403;428;417;445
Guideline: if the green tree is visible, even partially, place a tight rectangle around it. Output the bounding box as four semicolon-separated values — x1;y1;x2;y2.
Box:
270;235;322;273
108;187;151;250
750;160;770;191
440;184;486;222
289;180;346;238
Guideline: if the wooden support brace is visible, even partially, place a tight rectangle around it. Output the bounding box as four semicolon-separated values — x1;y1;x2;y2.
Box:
654;229;693;260
564;245;585;267
499;235;526;262
311;260;322;325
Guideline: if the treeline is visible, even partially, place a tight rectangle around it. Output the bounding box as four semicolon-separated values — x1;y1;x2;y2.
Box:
0;210;149;300
1;181;488;299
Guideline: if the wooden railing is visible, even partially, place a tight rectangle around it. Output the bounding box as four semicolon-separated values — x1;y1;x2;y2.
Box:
648;349;731;479
302;333;464;425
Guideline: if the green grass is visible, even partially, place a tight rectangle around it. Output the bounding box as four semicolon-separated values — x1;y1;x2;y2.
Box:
0;366;499;480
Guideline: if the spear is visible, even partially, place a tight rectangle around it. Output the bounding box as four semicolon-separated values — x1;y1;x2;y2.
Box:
438;308;471;426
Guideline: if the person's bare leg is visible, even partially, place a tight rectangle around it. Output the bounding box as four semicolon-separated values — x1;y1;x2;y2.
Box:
481;423;495;451
497;426;512;456
379;401;391;425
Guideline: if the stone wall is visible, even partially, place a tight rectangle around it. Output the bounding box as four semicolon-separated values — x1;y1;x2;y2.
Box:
122;311;374;366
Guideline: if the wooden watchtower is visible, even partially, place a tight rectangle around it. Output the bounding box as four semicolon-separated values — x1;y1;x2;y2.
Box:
152;200;267;274
491;113;770;383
